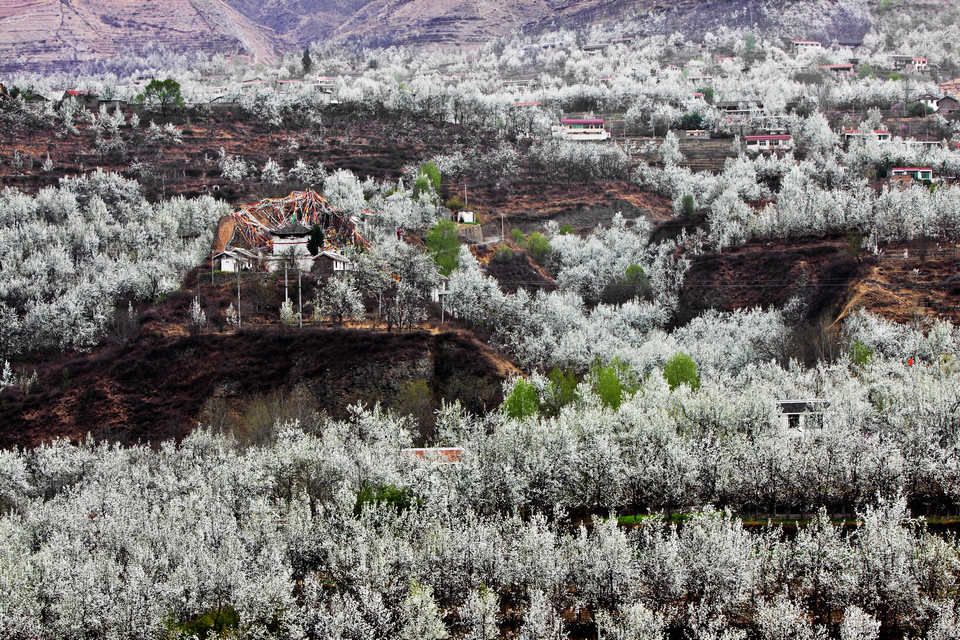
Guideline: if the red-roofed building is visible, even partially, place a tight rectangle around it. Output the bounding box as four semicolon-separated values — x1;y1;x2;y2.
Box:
512;101;541;108
401;447;464;464
891;54;928;72
745;134;793;152
843;128;891;143
61;90;99;108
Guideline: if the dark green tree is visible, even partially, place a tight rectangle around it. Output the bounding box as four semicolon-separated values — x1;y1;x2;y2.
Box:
302;48;313;74
307;224;325;256
663;352;700;391
135;79;184;117
425;220;461;276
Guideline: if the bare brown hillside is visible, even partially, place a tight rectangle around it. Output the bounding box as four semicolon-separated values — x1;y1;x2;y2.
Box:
0;321;518;449
0;0;277;73
676;236;960;328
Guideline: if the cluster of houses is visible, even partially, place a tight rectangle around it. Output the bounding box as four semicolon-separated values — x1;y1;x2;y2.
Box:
212;222;354;276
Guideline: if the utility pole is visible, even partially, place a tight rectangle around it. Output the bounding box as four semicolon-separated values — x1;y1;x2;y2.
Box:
236;268;241;328
500;212;504;242
298;267;302;328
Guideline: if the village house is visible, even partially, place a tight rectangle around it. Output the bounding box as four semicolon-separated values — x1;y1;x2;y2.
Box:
818;63;855;79
778;400;829;437
890;167;934;181
792;40;822;54
212;247;259;273
744;134;793;152
98;97;127;110
551;118;611;141
267;223;315;272
890;55;928;73
61;90;99;109
843;128;891;144
311;250;353;278
937;95;960;115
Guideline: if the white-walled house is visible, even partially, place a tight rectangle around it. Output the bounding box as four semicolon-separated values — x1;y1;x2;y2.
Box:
890;167;934;181
212;248;259;272
745;134;793;152
551;119;612;141
778;400;829;437
267;223;314;272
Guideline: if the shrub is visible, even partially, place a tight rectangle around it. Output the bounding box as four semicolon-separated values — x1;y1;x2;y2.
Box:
527;232;552;264
663;352;700;391
681;194;696;216
558;223;575;235
172;606;239;640
510;227;527;246
494;245;514;262
502;378;539;418
355;482;416;515
445;195;465;211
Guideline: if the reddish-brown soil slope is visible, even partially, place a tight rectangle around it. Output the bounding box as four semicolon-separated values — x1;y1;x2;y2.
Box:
676;236;960;327
0;324;518;449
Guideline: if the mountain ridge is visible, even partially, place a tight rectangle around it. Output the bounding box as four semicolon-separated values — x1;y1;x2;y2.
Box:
1;0;875;73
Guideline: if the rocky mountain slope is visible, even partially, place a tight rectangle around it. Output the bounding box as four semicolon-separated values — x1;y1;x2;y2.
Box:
1;0;878;72
0;0;277;73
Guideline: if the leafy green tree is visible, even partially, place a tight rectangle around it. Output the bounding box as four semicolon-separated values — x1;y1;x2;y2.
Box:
680;113;704;129
542;367;578;417
663;352;700;391
426;220;461;276
850;340;874;368
414;161;442;200
306;223;324;256
135;79;184;117
558;223;575;235
698;87;715;104
527;232;552;264
681;194;696;216
510;227;527;246
624;264;652;298
503;378;539;418
591;358;638;410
